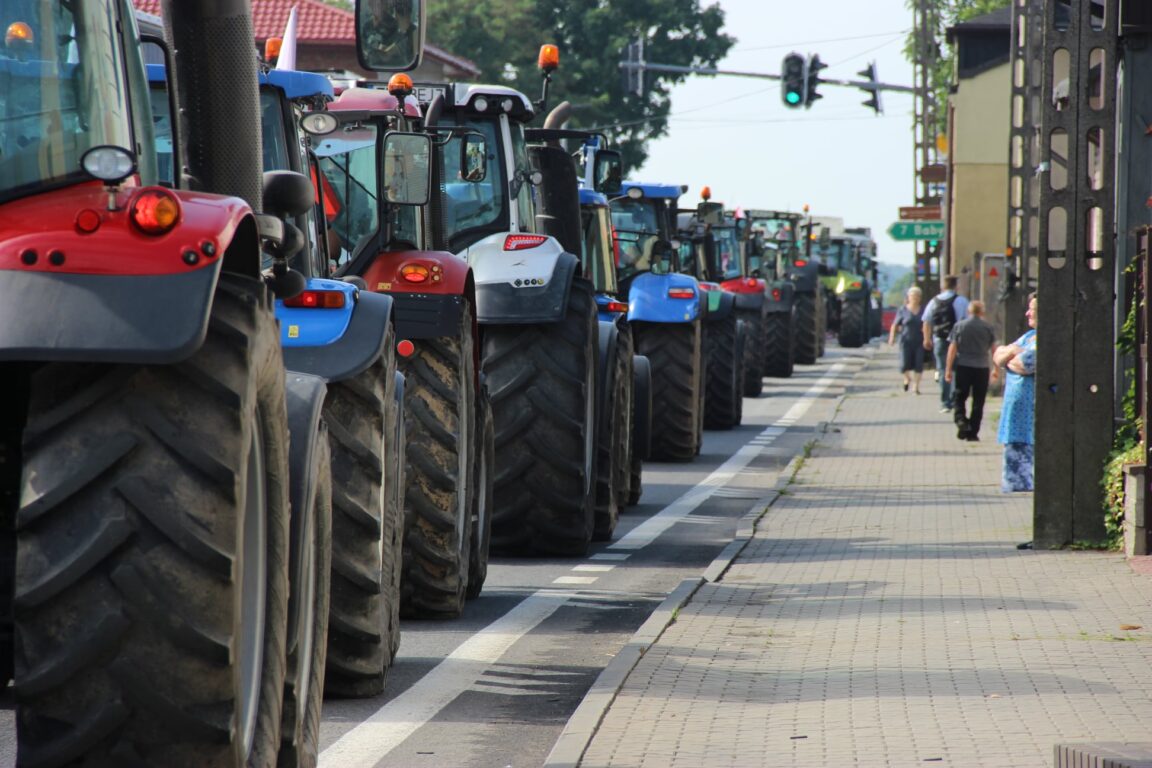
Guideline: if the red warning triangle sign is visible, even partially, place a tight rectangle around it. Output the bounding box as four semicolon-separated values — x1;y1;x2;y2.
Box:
988;267;999;277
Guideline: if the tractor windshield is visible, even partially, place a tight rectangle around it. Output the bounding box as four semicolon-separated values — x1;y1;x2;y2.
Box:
442;116;506;250
315;125;420;265
0;1;138;203
610;197;667;280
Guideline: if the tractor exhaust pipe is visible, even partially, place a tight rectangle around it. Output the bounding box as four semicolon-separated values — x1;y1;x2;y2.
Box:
162;0;263;213
543;101;572;131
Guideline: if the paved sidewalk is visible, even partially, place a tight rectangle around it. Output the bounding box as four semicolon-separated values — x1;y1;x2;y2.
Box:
566;346;1152;768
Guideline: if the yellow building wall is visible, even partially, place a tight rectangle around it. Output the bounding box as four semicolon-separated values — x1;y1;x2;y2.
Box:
947;62;1010;280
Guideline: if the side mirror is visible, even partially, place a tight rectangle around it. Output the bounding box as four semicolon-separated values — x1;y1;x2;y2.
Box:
356;0;426;72
382;131;432;205
593;149;623;195
461;134;487;182
698;202;723;227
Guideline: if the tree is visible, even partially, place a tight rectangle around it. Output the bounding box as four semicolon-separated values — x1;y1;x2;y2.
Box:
427;0;734;170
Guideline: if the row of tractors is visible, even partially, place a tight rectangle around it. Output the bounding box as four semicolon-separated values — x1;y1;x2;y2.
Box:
0;1;882;765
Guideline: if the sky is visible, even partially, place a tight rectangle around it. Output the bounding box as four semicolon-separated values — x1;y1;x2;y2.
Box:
636;0;920;267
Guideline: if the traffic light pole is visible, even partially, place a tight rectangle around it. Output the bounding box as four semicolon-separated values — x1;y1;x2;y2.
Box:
617;60;915;93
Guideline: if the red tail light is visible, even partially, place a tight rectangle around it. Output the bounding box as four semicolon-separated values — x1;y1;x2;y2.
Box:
668;287;695;299
793;258;808;267
604;300;629;313
746;278;758;288
283;290;347;309
397;339;415;357
504;234;549;251
850;281;862;290
400;264;430;283
130;189;180;236
772;288;782;301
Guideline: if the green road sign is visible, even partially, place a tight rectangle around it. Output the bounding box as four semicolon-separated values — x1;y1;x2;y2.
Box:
888;220;945;241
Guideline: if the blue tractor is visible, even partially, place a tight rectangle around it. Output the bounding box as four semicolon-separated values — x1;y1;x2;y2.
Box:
610;182;708;461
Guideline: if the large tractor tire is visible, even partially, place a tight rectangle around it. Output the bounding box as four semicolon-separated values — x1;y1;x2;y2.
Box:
839;296;868;348
794;291;821;365
400;303;476;618
634;321;704;462
613;329;637;512
763;311;795;378
594;325;633;542
466;386;494;600
738;308;767;397
323;334;398;698
704;313;745;430
280;431;332;768
487;279;598;557
627;355;652;507
387;371;405;656
14;274;291;768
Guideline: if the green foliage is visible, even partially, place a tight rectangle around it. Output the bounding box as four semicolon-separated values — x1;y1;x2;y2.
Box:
427;0;734;170
885;271;916;307
903;0;1011;136
1100;293;1142;550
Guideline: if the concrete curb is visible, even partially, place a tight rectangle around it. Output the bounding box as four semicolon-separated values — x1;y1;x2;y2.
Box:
543;455;806;768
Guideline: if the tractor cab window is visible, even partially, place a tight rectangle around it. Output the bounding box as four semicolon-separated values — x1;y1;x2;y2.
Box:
710;226;743;281
508;121;535;231
0;1;140;203
314;127;380;263
581;204;617;294
610;197;666;279
442;115;506;251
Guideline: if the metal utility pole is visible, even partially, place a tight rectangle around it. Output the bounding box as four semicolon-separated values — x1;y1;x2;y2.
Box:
1003;0;1044;344
912;0;943;297
1034;0;1118;547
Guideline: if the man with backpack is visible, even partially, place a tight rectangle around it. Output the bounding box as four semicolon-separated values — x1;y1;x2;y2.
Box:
922;275;969;413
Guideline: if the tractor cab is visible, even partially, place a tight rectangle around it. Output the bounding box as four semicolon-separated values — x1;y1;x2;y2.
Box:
610;182;685;286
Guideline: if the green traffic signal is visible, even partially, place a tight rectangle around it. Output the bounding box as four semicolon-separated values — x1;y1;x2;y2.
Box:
781;52;806;109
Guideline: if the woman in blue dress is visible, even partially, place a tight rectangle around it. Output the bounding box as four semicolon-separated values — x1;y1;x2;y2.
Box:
994;295;1037;492
887;286;926;393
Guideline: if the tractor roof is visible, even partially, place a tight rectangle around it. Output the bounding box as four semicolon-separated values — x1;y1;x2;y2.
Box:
416;82;535;121
328;86;422;117
621;181;685;201
579;188;608;207
145;63;332;101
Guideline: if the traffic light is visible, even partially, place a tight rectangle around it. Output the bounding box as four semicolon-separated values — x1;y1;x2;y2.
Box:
858;62;882;115
781;53;806;108
805;54;826;107
621;38;644;98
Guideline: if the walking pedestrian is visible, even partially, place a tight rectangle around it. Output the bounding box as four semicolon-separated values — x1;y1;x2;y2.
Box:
922;275;969;413
993;294;1038;492
944;300;996;441
887;285;925;393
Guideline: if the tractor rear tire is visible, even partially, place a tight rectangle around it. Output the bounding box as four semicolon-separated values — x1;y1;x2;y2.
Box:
323;332;398;699
763;311;795;378
279;431;332;768
738;308;766;397
400;303;475;618
594;325;632;542
14;274;291;768
634;321;704;462
487;279;598;557
839;297;867;348
704;313;744;430
466;386;494;600
794;292;821;365
613;327;636;512
627;355;651;507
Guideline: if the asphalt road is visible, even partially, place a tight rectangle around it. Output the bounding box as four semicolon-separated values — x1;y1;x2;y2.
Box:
0;347;866;768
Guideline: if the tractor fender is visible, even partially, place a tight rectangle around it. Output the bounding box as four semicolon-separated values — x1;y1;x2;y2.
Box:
597;319;621;437
705;289;737;322
0;186;264;363
277;278;357;347
627;272;701;323
786;261;822;293
356;248;472;297
472;250;578;324
282;290;394;383
733;290;765;313
632;354;653;461
283;371;328;654
841;283;871;302
764;280;795;314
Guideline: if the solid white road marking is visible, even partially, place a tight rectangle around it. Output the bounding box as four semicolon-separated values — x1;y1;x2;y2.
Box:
318;363;848;765
572;564;615;573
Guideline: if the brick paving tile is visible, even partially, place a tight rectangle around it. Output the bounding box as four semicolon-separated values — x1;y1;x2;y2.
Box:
577;346;1152;768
